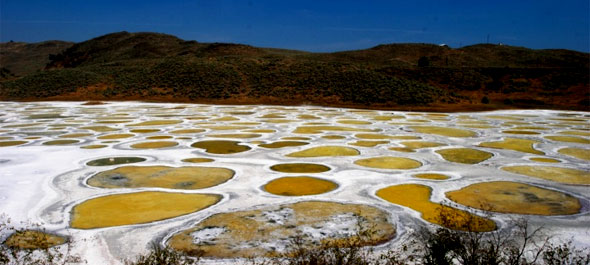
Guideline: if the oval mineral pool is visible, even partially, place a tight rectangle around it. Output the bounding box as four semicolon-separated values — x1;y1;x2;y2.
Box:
349;140;389;147
376;184;495;231
270;163;331;173
80;144;107;149
436;148;492;164
42;139;79;145
260;113;286;119
502;166;590;185
211;116;239;121
322;135;347;140
479;138;543;155
130;141;178;149
146;135;173;140
244;129;275;133
558;148;590;161
413;173;450;180
191;140;251;154
0;141;28;147
227;111;255;115
182;157;215;163
81;126;117;132
259;141;309;149
282;136;310;141
545;136;590;144
286;146;359;157
130;129;161;133
354;156;422;170
86;157;146;166
372;115;404;121
502;130;540;135
168;201;395;258
263;176;338;196
529;157;561;163
446;181;581;215
87;165;234;189
558;130;590;137
297;114;320;119
3;230;66;249
97;134;135;140
70;192;221;229
388;147;415;152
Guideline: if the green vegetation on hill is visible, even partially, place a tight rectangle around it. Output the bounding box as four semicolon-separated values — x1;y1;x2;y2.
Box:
1;69;101;98
0;31;588;110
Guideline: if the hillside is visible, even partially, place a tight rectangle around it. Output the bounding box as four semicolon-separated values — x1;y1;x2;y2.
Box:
0;40;73;79
1;31;588;111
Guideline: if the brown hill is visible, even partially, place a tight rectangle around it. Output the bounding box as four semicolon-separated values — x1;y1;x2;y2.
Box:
45;31;276;69
319;43;589;68
1;31;588;111
0;40;73;79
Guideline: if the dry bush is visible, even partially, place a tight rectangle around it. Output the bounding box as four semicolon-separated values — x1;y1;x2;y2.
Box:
416;205;590;265
0;214;84;265
124;243;202;265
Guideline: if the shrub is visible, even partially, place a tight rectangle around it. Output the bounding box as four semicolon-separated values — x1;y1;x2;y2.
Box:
124;243;202;265
481;96;490;104
543;241;590;265
0;214;83;265
413;205;590;265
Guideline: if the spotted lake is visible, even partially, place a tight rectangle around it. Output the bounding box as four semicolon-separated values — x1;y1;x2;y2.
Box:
0;101;588;264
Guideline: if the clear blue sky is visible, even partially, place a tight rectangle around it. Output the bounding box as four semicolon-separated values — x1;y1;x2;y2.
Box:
1;0;588;52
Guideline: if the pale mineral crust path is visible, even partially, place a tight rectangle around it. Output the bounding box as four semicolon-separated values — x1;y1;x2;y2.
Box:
0;101;588;264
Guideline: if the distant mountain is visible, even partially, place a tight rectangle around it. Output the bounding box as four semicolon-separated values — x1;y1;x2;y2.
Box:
1;31;588;111
326;43;588;68
0;40;73;79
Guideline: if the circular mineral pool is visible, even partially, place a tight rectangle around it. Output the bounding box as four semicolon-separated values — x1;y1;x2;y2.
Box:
42;139;79;145
436;148;492;164
286;146;359;157
191;140;251;154
263;176;338;196
446;181;581;215
354;156;422;170
130;141;178;149
70;192;221;229
270;163;330;173
86;157;146;166
182;158;215;163
0;141;28;147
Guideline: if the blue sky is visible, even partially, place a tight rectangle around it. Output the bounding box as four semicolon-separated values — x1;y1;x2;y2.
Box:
1;0;588;52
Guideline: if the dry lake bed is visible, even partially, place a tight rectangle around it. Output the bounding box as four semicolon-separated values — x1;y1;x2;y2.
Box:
0;101;589;264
